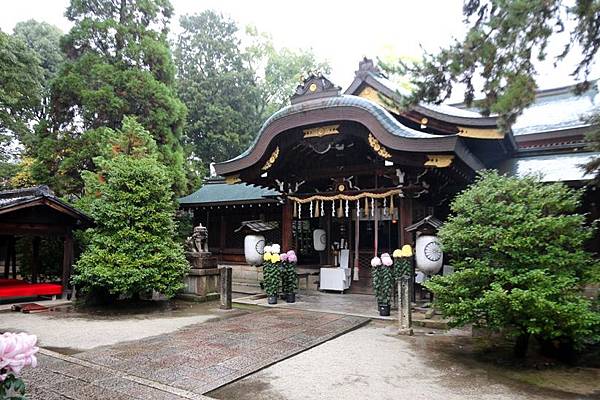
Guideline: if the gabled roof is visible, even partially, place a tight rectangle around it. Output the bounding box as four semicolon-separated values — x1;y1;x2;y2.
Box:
345;58;499;128
0;185;92;226
509;81;600;136
499;151;599;183
178;178;280;206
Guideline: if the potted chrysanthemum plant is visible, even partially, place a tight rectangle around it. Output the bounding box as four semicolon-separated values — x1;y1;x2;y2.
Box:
372;254;394;316
280;250;298;303
1;332;39;399
262;244;281;304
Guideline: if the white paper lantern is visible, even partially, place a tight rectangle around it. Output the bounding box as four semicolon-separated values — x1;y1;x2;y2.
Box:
313;229;326;251
415;235;443;275
244;235;265;266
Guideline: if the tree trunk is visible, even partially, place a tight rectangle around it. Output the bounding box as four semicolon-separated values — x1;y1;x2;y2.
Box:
514;332;530;358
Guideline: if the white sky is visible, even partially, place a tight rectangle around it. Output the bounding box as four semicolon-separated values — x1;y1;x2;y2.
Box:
1;0;598;96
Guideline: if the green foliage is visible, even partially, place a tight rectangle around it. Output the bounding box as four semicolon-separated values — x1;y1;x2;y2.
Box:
73;117;188;298
390;0;600;132
281;261;298;294
245;26;330;118
262;262;280;297
372;265;395;305
0;30;43;157
0;372;27;400
174;11;329;167
424;171;600;350
393;257;412;280
39;0;189;195
174;10;260;165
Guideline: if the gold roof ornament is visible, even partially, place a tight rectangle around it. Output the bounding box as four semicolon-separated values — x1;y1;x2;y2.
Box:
303;124;340;138
225;175;241;184
457;126;504;139
424;155;454;168
261;146;280;171
368;133;392;159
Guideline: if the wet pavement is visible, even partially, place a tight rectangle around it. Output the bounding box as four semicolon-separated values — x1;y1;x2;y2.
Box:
210;322;600;400
27;308;367;397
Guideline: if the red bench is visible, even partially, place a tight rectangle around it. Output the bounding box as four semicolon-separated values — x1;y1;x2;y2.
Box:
0;279;63;298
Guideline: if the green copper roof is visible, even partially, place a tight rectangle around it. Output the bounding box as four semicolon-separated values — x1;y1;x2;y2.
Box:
178;179;280;206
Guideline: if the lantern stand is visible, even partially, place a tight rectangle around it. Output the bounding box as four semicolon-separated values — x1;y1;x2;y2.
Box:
405;215;444;305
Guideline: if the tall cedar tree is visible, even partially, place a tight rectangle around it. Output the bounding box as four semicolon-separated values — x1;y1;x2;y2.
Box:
0;31;43;187
174;10;259;166
73;116;188;298
388;0;600;178
425;172;600;357
41;0;188;196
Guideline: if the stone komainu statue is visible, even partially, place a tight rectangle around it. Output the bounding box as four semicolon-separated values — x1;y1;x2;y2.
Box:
186;223;209;253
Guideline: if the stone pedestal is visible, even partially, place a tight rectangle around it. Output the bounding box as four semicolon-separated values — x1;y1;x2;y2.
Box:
181;251;220;301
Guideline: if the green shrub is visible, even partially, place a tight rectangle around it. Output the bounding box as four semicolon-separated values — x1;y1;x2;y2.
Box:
281;262;298;294
425;171;600;357
72;117;188;299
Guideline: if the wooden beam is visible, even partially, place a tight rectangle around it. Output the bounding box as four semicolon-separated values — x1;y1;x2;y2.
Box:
281;198;293;251
0;223;68;235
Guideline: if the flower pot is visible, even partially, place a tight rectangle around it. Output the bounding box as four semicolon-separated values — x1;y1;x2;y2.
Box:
378;303;391;316
285;293;296;303
267;295;278;305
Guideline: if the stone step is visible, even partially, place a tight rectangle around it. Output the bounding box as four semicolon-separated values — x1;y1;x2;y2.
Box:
412;318;449;330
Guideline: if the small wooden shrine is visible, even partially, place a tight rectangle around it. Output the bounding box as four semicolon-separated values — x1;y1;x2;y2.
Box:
0;186;92;300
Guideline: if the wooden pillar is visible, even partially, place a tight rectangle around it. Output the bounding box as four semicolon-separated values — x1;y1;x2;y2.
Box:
32;236;40;283
3;236;9;279
281;198;293;251
61;229;74;298
10;237;16;279
399;198;413;247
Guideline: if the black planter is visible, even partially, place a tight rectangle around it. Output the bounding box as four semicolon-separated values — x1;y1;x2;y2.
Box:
285;293;296;303
378;303;391;316
267;295;278;305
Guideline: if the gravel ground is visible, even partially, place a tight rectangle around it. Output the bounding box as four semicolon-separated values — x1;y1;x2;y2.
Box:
0;301;242;352
210;322;594;400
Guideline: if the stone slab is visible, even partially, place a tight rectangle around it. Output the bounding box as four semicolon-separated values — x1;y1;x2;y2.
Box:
71;308;368;395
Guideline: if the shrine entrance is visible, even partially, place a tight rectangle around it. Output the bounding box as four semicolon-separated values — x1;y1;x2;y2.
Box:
214;71;503;296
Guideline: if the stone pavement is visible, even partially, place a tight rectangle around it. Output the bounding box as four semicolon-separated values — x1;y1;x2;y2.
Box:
23;308;368;398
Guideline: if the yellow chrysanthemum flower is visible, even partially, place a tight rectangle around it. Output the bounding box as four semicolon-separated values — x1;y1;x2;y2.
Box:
392;249;402;258
263;252;272;261
271;253;281;263
400;244;413;257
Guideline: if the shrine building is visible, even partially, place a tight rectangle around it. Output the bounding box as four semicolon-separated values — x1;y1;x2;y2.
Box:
179;58;599;294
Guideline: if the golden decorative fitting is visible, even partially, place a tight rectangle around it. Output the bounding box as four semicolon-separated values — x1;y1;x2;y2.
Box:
424;155;454;168
309;83;317;92
368;133;392;159
457;126;504;139
303;124;340;138
225;175;241;184
420;117;429;125
261;146;280;171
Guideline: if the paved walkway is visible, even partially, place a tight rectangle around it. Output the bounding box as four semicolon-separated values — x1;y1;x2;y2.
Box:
23;308;368;398
235;292;395;320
